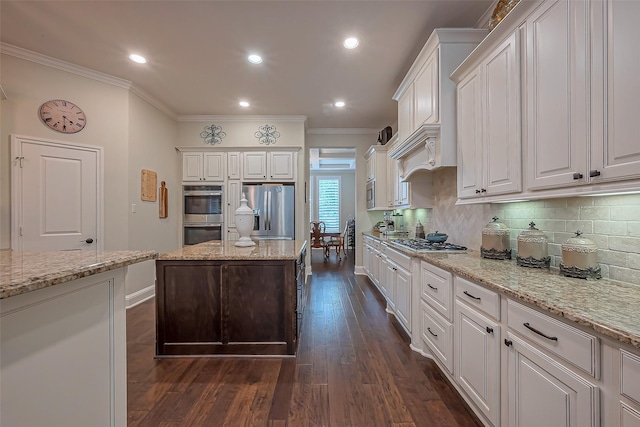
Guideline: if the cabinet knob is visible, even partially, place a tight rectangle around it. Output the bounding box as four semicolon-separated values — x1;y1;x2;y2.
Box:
481;188;487;193
572;172;584;180
504;339;513;347
475;189;481;194
486;326;494;334
589;169;601;177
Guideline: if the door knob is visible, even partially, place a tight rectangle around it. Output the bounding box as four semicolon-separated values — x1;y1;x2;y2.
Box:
84;238;94;244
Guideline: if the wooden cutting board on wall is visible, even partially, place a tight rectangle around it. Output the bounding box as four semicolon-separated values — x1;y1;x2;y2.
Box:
141;169;157;202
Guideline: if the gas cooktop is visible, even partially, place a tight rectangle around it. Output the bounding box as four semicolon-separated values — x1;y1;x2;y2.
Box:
390;238;468;253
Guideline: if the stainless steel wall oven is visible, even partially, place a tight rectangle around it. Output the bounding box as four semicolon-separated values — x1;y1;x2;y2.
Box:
183;185;223;245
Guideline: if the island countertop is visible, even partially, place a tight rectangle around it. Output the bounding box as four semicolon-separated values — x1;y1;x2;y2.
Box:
363;231;640;349
0;249;158;300
157;239;307;261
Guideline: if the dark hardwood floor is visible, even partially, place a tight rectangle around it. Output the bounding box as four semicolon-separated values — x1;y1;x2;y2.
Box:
127;247;482;426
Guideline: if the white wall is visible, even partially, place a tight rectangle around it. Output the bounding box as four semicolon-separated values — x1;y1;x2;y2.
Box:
306;129;384;267
310;169;356;230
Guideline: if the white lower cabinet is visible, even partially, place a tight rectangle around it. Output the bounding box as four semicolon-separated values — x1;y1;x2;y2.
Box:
394;264;411;330
421;300;453;374
506;333;599;427
455;299;501;426
622;403;640;427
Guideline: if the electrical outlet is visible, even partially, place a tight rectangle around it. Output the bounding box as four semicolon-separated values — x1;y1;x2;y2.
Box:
131;203;137;213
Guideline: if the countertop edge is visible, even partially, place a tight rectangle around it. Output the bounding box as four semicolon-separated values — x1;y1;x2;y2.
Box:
1;251;157;300
157;240;307;261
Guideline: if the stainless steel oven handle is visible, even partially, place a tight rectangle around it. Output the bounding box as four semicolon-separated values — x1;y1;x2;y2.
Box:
184;191;223;196
183;223;223;228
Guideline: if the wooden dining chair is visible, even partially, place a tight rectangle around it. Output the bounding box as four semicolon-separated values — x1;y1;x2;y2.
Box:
310;221;327;257
324;222;348;260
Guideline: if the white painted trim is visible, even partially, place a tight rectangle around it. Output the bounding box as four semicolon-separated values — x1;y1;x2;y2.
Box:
125;284;155;309
354;265;366;275
178;115;307;123
129;84;177;120
175;146;302;152
0;84;6;100
475;0;499;29
410;343;434;359
1;43;132;90
10;134;105;251
306;128;379;135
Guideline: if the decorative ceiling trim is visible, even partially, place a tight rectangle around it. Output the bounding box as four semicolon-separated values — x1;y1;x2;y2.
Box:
178;115;307;123
129;84;177;119
1;43;132;90
306;128;378;135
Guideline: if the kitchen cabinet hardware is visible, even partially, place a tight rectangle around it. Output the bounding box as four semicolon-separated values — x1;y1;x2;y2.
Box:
589;169;601;177
427;283;438;291
80;238;94;244
572;172;583;180
427;327;438;338
486;326;494;334
481;188;487;193
475;189;481;194
504;339;513;347
523;322;558;341
463;290;481;301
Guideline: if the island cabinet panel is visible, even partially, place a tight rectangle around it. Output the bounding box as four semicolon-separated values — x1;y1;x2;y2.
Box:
155;259;298;356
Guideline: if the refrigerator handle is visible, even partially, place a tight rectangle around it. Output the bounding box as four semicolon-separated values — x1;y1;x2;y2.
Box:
267;190;272;230
263;192;268;230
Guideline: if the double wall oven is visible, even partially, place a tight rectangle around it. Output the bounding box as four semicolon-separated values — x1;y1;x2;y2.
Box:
183;185;223;246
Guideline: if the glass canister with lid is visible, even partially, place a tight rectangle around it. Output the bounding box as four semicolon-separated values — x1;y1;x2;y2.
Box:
481;216;512;260
516;222;550;268
560;231;601;280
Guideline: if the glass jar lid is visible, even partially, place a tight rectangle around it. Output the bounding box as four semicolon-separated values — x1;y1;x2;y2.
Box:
562;230;598;253
518;222;547;242
483;216;510;235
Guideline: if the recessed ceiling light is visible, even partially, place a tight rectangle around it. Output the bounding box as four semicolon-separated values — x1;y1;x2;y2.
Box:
248;54;263;64
129;54;147;64
343;37;359;49
334;101;346;108
239;101;250;107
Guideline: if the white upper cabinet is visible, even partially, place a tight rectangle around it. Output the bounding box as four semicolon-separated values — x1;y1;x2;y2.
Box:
390;29;487;176
364;144;391;210
455;30;522;199
526;0;589;190
242;151;296;181
590;0;640;183
227;152;241;180
182;152;225;182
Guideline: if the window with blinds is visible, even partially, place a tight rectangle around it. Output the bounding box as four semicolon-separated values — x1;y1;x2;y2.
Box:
310;176;341;232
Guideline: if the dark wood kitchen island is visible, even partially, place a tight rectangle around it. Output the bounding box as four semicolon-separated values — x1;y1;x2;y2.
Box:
155;240;307;356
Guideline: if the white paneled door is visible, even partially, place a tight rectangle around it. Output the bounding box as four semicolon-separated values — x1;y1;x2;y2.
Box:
11;135;102;251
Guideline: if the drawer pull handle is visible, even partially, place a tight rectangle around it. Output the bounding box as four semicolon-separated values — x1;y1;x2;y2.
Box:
486;326;494;334
427;283;438;291
463;290;481;301
427;327;438;338
504;339;513;347
523;322;558;341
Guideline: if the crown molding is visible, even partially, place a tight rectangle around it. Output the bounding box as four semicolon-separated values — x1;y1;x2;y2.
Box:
129;84;177;120
476;0;499;29
306;128;379;135
1;43;132;89
177;115;307;123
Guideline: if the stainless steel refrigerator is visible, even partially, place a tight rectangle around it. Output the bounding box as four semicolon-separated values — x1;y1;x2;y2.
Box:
242;183;295;240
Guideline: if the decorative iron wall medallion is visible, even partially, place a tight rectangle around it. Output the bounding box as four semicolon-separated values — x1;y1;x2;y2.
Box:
200;124;226;145
255;124;280;145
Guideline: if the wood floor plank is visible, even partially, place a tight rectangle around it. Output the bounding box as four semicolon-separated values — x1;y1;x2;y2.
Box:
127;252;482;426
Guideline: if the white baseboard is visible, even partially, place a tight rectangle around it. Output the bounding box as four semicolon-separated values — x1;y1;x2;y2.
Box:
410;343;433;359
354;265;366;275
126;285;155;309
305;265;312;278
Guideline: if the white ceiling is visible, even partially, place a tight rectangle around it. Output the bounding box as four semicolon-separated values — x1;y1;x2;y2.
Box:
0;1;492;129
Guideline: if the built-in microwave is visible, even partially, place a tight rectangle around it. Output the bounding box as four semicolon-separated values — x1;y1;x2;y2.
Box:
183;185;223;224
183;223;223;246
366;180;375;209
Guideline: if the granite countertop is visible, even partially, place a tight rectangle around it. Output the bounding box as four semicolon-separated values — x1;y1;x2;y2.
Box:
0;249;158;300
157;239;307;261
363;232;640;349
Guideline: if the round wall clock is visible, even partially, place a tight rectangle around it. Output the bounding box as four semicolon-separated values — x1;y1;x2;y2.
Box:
39;99;87;133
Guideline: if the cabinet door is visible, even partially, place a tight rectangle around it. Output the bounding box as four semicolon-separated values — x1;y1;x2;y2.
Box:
591;0;640;182
243;152;267;180
227;229;239;241
395;265;411;332
269;151;295;180
183;152;204;181
457;67;484;198
383;258;396;312
226;180;241;228
414;48;439;126
366;155;375;182
456;300;500;425
483;31;522;196
507;334;599;427
227;152;241;180
622;403;640;427
203;152;225;181
363;244;372;276
526;0;589;190
397;84;415;143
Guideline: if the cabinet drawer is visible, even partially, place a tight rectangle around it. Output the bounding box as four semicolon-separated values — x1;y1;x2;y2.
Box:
622;350;640;405
455;276;500;320
508;300;599;378
420;261;453;321
420;300;453;374
386;245;412;270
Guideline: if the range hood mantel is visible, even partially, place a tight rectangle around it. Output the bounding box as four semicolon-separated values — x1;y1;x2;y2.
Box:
388;124;443;180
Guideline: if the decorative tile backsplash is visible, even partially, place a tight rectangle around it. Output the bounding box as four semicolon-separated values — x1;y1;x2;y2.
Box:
399;167;640;286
